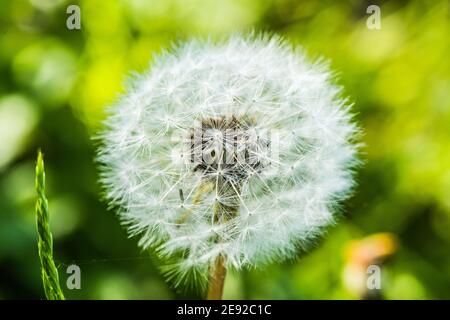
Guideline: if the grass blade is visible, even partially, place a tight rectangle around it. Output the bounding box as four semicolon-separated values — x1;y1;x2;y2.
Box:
35;150;65;300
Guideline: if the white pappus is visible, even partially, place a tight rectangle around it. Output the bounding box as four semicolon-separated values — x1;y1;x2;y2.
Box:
96;34;360;286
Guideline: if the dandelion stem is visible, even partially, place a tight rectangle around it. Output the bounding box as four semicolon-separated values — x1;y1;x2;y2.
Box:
207;254;227;300
206;195;230;300
35;150;65;300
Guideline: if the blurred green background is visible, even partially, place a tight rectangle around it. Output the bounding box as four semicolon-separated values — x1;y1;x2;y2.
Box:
0;0;449;299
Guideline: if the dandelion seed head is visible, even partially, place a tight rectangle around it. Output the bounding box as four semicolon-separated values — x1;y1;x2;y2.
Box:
97;34;359;278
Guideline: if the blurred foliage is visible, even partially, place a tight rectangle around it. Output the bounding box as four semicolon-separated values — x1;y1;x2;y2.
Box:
0;0;449;299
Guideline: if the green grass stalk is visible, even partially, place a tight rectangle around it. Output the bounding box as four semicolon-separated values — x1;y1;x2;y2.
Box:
35;150;65;300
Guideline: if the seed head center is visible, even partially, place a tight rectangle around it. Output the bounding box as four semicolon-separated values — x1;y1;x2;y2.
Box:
188;115;269;182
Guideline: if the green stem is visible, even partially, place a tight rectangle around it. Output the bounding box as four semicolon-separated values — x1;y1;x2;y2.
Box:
206;183;240;300
35;150;65;300
207;201;227;300
206;254;227;300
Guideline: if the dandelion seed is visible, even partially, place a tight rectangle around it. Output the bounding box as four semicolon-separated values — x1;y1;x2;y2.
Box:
97;34;359;297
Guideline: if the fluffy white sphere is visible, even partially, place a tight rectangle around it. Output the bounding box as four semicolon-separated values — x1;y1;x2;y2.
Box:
97;35;359;280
